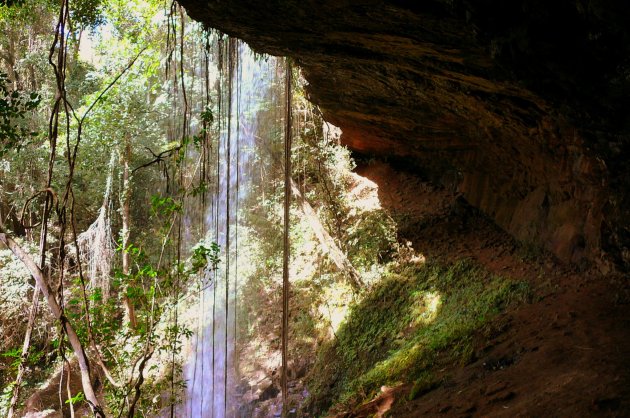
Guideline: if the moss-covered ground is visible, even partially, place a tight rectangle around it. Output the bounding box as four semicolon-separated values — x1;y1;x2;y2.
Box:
305;258;530;415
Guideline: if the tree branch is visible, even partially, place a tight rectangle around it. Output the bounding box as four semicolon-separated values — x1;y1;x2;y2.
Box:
80;47;147;123
132;145;182;174
0;225;105;417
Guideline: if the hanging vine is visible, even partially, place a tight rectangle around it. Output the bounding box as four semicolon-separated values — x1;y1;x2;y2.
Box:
281;57;293;417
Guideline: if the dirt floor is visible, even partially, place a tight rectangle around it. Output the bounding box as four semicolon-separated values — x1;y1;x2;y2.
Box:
344;161;630;418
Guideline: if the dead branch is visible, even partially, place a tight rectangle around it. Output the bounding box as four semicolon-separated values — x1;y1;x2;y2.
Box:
132;145;182;174
126;346;155;418
19;187;57;226
291;178;364;291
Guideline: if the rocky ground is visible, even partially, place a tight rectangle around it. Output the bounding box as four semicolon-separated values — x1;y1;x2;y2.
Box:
334;160;630;417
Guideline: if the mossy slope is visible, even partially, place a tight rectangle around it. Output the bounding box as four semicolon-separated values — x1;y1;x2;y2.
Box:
305;259;530;414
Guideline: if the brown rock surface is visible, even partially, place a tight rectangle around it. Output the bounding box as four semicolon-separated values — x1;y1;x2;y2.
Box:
346;160;630;417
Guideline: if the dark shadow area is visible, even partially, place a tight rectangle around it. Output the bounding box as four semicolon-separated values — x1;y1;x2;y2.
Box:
321;158;630;417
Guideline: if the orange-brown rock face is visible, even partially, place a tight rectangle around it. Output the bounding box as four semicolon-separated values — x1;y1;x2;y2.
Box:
179;0;630;270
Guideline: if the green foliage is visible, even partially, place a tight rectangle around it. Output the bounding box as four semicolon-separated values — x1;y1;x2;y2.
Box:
0;0;216;414
296;127;353;243
0;72;40;156
189;240;220;272
0;241;41;384
1;347;22;369
0;381;16;417
65;60;100;104
306;259;530;413
66;285;117;347
0;243;32;314
200;105;214;125
65;391;85;405
187;180;209;197
150;194;182;217
0;239;52;413
346;209;397;268
70;0;105;29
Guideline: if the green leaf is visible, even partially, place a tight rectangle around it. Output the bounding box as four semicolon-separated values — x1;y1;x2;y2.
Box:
65;391;85;405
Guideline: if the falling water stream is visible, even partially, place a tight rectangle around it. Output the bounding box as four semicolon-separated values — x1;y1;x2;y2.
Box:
181;40;285;418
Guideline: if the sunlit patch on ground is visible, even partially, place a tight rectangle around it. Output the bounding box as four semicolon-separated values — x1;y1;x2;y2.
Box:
410;291;441;326
346;172;381;214
317;282;354;336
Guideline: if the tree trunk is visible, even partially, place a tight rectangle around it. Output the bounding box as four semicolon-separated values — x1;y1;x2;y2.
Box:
120;136;138;329
0;226;105;417
290;178;364;291
7;34;20;88
6;287;40;418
